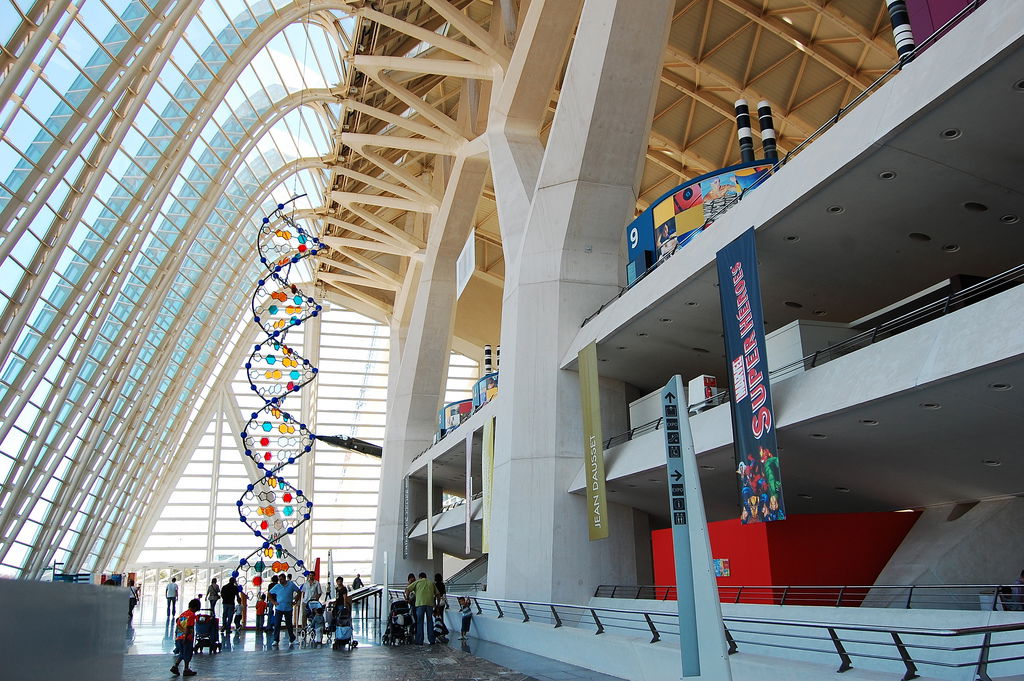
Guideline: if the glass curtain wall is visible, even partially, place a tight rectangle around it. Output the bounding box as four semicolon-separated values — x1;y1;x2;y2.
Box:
0;0;353;578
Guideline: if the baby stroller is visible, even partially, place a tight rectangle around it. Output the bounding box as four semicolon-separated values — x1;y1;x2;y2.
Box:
305;601;325;647
331;597;358;650
381;599;415;645
194;612;221;653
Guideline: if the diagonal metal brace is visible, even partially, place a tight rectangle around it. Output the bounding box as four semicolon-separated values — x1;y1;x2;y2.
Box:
590;608;605;635
890;632;919;681
827;627;853;673
643;613;660;643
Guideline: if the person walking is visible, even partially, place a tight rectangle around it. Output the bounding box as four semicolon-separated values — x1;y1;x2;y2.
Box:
351;574;364;590
409;572;437;645
303;576;323;627
166;578;179;619
219;577;239;634
127;579;140;621
270;572;300;645
171;598;201;677
205;578;220;616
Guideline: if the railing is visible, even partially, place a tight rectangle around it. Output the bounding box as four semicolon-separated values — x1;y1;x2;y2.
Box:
385;588;1024;681
595;584;1024;611
580;0;990;330
603;417;663;449
345;583;384;624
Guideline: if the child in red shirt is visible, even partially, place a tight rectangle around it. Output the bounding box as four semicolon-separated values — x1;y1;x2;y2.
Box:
255;593;269;632
171;598;201;676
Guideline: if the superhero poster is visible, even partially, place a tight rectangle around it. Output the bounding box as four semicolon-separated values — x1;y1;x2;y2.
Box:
716;228;786;523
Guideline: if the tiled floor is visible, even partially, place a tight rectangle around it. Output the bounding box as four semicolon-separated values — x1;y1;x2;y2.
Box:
123;621;626;681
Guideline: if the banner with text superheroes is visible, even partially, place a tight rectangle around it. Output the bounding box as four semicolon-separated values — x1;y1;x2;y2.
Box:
716;228;786;524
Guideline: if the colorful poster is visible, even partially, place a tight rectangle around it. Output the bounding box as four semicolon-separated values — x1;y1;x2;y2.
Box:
578;342;609;541
713;559;730;578
626;162;772;284
716;228;786;524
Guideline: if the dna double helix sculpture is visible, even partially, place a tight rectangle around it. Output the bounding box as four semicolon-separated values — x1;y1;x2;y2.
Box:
233;196;322;593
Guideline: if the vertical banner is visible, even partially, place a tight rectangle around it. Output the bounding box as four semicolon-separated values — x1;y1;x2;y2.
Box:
402;476;410;559
426;460;434;559
662;375;733;680
578;342;609;541
716;228;786;524
481;416;495;553
465;432;473;555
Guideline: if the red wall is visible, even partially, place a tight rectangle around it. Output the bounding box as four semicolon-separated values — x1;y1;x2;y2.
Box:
651;511;920;599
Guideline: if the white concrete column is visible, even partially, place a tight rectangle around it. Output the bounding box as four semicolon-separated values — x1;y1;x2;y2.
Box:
488;0;674;604
373;148;490;583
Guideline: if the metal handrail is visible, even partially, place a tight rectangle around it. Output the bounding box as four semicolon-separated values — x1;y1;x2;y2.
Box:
385;587;1024;681
579;0;990;331
595;583;1024;611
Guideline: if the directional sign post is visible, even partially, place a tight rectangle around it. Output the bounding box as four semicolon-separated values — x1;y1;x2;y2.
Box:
662;375;733;680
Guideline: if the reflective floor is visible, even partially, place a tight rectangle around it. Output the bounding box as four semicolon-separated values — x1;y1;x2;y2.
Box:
123;618;626;681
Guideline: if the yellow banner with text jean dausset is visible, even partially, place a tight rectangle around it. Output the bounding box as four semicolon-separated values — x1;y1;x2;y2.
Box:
578;342;609;541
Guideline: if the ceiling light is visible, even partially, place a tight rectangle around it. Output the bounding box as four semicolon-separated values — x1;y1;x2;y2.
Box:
999;214;1019;224
685;301;699;307
647;479;658;483
940;127;962;139
826;205;844;214
813;309;827;316
637;331;649;337
859;418;878;426
834;486;851;493
599;358;609;363
659;317;673;323
692;347;710;354
908;232;931;242
989;383;1012;391
797;493;813;500
1014;79;1024;91
809;433;828;439
963;201;988;212
919;402;941;410
784;301;803;308
982;459;1001;467
617;346;627;350
699;465;715;471
941;243;960;252
878;170;897;180
784;235;800;242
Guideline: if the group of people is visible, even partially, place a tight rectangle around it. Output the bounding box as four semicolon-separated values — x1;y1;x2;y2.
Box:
167;571;368;676
403;572;472;644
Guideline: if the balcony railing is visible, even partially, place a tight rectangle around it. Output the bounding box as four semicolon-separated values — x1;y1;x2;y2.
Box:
595;583;1024;611
387;587;1024;681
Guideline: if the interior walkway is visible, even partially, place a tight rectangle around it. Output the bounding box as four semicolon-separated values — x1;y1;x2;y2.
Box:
123;621;627;681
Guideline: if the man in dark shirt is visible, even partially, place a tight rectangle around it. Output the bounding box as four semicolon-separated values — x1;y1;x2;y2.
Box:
220;577;240;634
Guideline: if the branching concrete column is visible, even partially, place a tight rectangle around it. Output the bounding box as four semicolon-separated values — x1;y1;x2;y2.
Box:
488;0;673;604
373;145;490;582
487;0;583;274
